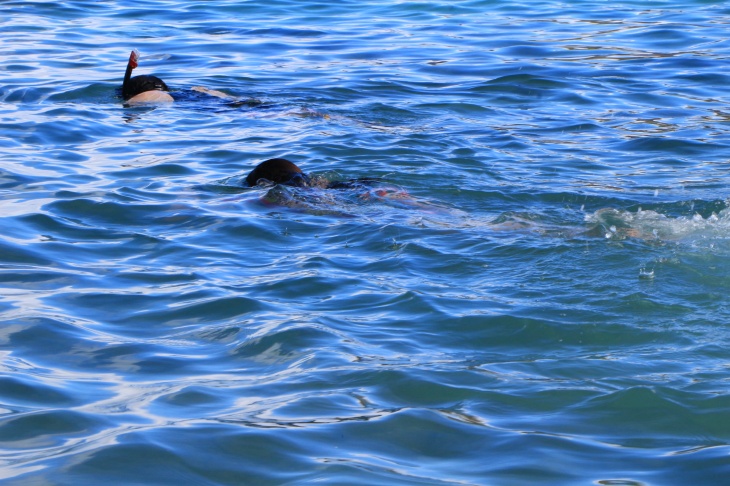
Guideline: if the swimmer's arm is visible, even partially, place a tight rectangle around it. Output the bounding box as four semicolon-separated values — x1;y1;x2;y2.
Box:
190;86;236;100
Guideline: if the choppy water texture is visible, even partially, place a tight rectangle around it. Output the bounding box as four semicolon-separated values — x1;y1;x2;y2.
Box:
2;0;730;484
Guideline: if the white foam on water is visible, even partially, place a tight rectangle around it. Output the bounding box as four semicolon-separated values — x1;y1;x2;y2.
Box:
586;205;730;250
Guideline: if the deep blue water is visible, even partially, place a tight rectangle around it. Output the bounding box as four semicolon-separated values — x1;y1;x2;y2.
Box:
2;1;730;484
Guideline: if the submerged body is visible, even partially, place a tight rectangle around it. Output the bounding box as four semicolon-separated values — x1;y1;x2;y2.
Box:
244;158;443;216
242;161;722;247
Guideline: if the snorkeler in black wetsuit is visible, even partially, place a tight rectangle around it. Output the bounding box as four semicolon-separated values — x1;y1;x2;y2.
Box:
121;49;261;107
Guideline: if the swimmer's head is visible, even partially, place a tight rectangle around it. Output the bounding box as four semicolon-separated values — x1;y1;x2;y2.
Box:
246;158;310;187
123;50;171;103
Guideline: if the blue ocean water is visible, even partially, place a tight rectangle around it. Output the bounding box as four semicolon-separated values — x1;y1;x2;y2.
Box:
2;0;730;484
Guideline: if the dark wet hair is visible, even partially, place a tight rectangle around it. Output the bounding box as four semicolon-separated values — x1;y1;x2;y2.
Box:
245;158;310;187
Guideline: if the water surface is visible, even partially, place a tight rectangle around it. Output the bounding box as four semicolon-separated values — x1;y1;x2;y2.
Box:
2;1;730;484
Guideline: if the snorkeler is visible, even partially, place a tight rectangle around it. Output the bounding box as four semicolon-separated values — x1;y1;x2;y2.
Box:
244;158;429;212
121;49;247;106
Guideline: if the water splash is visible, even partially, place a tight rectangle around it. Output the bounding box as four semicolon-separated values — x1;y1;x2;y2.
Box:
586;205;730;249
